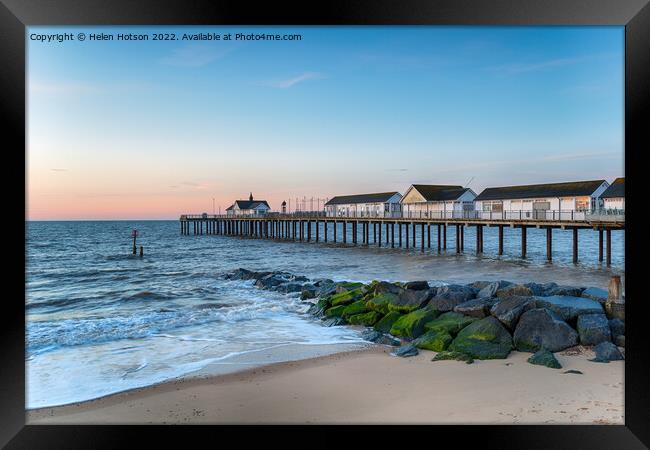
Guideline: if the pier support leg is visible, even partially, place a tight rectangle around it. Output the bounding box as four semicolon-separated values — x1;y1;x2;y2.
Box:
378;221;382;247
366;222;369;245
421;223;425;251
391;223;395;248
373;223;377;243
399;223;402;247
352;222;357;244
573;228;578;264
546;227;552;261
460;225;464;252
598;229;603;262
343;221;347;244
455;225;460;253
405;224;409;249
476;225;481;254
498;225;503;255
521;226;527;258
333;221;337;242
443;224;447;250
606;229;611;266
412;223;416;247
324;221;328;242
437;224;441;252
386;223;389;245
427;224;431;248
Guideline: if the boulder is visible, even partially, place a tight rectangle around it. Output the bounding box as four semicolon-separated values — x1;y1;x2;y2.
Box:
453;297;498;318
373;281;403;296
490;295;536;330
605;299;625;321
496;284;533;298
276;282;304;293
347;311;382;326
313;278;334;287
300;285;317;300
513;308;578;352
524;282;558;296
255;273;285;289
226;268;255;280
316;281;338;297
448;316;513;360
307;297;330;316
581;287;608;305
341;300;369;318
324;304;347;318
389;306;441;339
424;311;477;336
591;341;624;363
546;285;584;297
373;311;403;333
412;330;453;352
435;284;477;303
404;280;430;291
330;288;364;306
467;281;493;290
360;329;400;346
335;281;365;294
609;318;625;337
289;274;309;282
615;335;625;347
527;349;562;369
576;314;611;345
389;289;433;313
392;344;419;357
366;292;399;315
478;280;512;298
534;296;604;322
431;351;474;364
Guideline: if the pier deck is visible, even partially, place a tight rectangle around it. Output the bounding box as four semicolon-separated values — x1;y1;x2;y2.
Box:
179;212;624;265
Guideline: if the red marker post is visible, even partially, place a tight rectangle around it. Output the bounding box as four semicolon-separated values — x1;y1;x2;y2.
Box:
132;229;139;255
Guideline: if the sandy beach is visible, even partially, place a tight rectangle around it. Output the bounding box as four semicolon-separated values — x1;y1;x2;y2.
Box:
28;345;624;425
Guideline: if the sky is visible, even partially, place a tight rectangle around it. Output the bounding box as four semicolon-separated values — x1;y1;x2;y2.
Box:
27;26;624;220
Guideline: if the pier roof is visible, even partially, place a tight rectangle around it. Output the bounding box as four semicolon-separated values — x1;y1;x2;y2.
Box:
227;200;270;210
475;180;607;201
600;178;624;198
325;192;400;205
405;185;470;202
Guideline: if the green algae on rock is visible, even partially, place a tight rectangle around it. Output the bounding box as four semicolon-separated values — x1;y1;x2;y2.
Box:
373;311;403;333
389;306;441;339
424;311;477;336
330;288;364;306
449;316;513;359
347;310;383;326
431;351;474;364
412;330;453;352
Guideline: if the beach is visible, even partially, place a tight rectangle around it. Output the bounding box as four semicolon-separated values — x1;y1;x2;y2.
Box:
28;345;624;425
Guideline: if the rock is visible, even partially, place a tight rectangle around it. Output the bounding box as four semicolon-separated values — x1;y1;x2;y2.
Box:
316;282;338;298
321;316;346;327
609;318;625;337
591;341;624;363
581;287;608;305
392;344;419;357
527;349;562;369
254;273;285;289
490;295;536;330
576;314;611;345
424;311;477;336
448;316;513;360
373;281;403;296
366;292;399;314
390;289;433;313
404;280;430;291
300;285;317;300
335;281;365;294
347;311;382;326
453;297;498;318
330;288;364;306
546;285;584;297
313;278;334;287
361;329;400;346
341;300;369;319
324;305;347;318
412;330;453;352
389;306;441;339
496;284;533;298
478;280;512;298
524;282;557;296
276;282;304;294
226;268;255;280
563;369;583;375
615;335;625;347
513;308;578;352
373;311;403;333
605;299;625;321
534;296;604;322
431;351;474;364
467;281;493;290
435;284;476;303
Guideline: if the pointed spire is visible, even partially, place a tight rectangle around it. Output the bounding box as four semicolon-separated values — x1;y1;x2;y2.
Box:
249;192;253;201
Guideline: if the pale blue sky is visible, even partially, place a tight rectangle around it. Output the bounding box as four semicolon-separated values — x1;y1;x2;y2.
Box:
27;26;624;219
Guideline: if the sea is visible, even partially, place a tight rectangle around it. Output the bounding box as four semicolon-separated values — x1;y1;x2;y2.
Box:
26;220;624;409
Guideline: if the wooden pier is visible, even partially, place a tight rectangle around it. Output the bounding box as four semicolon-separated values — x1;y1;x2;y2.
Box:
179;212;624;265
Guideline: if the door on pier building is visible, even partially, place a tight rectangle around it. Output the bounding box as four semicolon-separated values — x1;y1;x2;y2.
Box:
533;201;550;220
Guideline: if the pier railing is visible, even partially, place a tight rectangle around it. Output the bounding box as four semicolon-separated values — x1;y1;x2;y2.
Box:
182;209;624;224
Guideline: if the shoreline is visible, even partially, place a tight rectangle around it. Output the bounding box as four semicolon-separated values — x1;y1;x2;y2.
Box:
28;346;624;425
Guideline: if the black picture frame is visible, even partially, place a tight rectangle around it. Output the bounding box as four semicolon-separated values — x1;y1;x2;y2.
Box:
3;0;648;447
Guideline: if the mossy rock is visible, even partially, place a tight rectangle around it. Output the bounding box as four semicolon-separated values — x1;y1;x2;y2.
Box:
373;311;403;333
335;282;365;293
390;306;441;339
330;288;364;306
342;300;369;318
366;292;399;314
449;316;513;360
431;351;474;364
412;330;453;352
527;349;562;369
424;312;478;336
324;304;347;318
347;311;382;326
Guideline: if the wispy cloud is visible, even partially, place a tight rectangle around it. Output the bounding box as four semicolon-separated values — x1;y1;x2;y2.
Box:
263;72;325;89
160;43;233;67
487;53;617;76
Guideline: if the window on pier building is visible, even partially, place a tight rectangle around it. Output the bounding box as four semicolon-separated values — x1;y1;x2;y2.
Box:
576;197;590;211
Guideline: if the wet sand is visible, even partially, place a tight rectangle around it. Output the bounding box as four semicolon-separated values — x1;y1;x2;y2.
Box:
28;346;624;425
